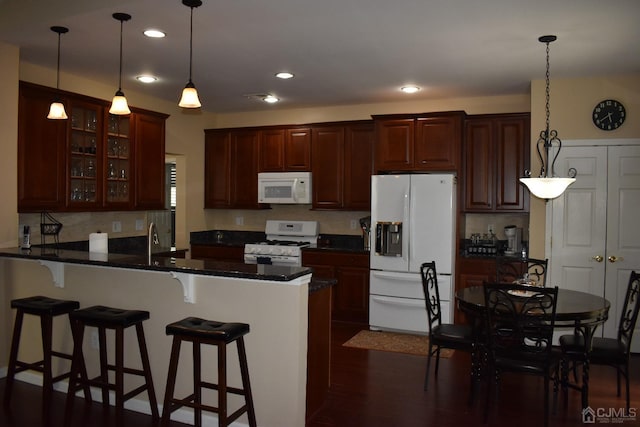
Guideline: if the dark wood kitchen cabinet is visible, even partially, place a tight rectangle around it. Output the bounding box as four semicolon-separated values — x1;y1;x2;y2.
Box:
259;127;311;171
456;257;496;323
373;111;464;173
302;249;370;324
463;113;530;212
204;128;263;209
190;244;244;262
17;81;168;212
311;121;374;210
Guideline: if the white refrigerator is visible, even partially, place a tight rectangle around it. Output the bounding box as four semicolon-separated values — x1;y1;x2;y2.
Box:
369;174;456;333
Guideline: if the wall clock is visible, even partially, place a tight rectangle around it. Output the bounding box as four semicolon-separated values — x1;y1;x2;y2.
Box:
592;99;626;131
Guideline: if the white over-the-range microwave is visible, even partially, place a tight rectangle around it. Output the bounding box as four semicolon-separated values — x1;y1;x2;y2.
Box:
258;172;312;204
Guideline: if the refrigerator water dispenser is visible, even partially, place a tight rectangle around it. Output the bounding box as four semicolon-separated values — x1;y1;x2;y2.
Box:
375;222;403;257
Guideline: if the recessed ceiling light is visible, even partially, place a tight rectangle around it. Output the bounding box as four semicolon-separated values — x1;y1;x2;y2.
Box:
263;95;280;103
143;29;166;38
275;72;294;79
401;85;420;94
136;75;158;83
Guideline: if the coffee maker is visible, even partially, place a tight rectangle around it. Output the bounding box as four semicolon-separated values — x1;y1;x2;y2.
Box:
504;225;522;256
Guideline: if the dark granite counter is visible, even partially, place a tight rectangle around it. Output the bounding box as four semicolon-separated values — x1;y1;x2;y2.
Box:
0;247;311;282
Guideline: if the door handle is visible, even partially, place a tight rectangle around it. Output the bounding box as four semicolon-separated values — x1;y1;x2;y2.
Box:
591;255;603;262
608;255;624;263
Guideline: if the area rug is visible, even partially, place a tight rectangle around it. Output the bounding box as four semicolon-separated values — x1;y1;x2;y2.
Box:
343;330;454;357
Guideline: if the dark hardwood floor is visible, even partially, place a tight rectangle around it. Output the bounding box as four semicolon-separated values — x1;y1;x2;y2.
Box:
2;322;638;426
306;322;640;427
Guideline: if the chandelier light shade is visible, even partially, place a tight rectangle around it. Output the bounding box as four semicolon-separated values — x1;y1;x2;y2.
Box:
178;0;203;108
520;35;576;201
109;13;132;115
47;26;69;120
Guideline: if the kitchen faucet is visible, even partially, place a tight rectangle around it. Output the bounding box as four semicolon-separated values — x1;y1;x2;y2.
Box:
148;222;159;262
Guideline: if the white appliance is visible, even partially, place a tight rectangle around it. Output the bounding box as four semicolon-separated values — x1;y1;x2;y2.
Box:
369;174;457;333
244;220;318;267
258;172;312;204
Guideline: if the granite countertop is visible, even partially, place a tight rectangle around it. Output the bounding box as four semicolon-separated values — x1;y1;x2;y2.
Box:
0;247;312;282
190;230;369;254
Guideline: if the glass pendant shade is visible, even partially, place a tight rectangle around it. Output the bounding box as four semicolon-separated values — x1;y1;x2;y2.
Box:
520;177;576;200
109;90;131;115
178;82;201;108
47;101;68;119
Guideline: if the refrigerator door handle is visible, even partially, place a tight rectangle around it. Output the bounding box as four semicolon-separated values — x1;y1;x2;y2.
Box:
371;295;425;307
371;271;418;282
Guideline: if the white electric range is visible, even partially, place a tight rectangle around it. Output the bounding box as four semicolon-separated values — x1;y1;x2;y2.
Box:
243;220;318;267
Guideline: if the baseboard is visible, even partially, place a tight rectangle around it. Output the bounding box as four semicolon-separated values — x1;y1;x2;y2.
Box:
0;366;7;378
9;372;250;427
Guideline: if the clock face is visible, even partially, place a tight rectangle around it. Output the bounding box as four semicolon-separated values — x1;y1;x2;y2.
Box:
592;99;626;131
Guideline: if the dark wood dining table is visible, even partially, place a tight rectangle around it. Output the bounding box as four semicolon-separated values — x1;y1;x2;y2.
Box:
455;286;611;409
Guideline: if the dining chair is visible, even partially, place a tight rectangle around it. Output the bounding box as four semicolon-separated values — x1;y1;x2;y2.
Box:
482;283;560;427
495;256;548;287
420;262;476;396
559;270;640;410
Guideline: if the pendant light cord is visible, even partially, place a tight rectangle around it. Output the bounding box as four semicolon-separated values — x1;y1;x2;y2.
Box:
188;5;194;83
118;18;124;91
55;31;62;90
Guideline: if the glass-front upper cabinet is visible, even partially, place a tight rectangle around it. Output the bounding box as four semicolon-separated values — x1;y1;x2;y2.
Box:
69;103;101;206
106;114;131;206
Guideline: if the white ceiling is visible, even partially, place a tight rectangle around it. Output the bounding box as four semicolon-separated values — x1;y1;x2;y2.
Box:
1;0;639;113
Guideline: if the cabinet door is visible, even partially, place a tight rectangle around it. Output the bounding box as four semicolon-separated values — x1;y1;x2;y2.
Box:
67;99;103;210
495;115;529;212
134;112;166;210
464;118;494;211
312;126;344;209
204;131;232;208
374;119;414;172
344;124;373;210
105;114;131;209
285;127;311;171
18;83;66;212
334;266;369;323
415;114;462;171
259;128;285;171
231;130;261;208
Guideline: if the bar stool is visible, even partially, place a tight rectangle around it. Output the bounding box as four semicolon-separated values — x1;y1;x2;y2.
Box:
4;295;90;408
65;305;159;421
161;317;257;427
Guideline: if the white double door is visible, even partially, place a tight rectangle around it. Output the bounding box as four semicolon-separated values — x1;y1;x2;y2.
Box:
549;141;640;352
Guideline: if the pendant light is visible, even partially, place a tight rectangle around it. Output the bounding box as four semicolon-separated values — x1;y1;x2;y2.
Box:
178;0;203;108
109;13;132;115
519;35;576;200
47;26;69;120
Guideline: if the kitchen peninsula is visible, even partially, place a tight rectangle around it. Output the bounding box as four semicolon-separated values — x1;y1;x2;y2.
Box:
0;248;315;427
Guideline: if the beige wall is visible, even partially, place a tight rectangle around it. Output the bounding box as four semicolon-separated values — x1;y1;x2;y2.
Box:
528;74;640;258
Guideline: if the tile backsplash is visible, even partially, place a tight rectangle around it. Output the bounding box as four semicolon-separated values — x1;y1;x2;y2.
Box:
464;213;529;241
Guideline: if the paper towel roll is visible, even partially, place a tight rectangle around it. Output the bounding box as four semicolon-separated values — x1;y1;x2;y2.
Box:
89;232;108;254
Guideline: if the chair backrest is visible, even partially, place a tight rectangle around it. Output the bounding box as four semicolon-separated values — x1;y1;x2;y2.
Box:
483;283;558;360
420;261;442;333
496;256;548;287
618;270;640;352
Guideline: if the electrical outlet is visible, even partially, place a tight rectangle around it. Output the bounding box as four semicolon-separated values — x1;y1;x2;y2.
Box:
350;219;358;230
488;224;494;235
90;329;99;349
135;219;144;231
235;216;244;226
112;221;122;233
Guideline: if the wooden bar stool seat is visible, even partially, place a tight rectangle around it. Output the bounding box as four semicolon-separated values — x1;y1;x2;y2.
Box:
4;296;90;409
65;305;159;421
161;317;257;427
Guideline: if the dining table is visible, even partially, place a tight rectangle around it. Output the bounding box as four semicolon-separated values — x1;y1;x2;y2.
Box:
455;285;611;409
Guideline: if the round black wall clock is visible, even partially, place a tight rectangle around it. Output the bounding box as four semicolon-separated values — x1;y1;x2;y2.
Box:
592;99;626;131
